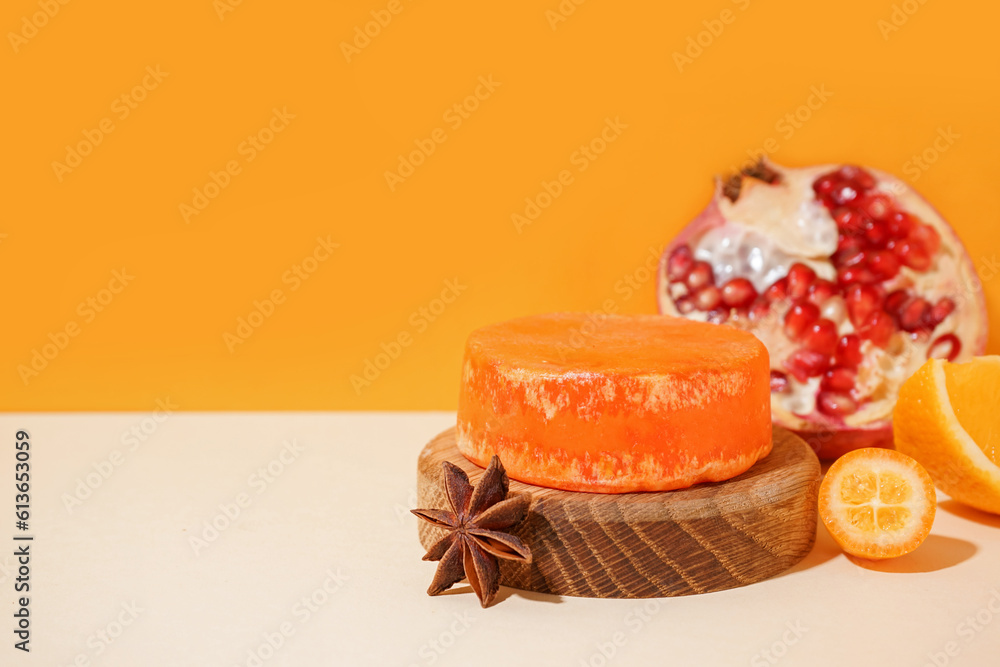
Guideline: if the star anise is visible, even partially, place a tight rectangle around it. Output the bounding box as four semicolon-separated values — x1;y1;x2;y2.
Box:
412;455;531;608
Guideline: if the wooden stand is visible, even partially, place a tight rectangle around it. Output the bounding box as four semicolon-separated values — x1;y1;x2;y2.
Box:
417;427;820;598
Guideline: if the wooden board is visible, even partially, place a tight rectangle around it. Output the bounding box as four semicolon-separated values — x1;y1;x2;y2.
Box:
417;426;820;598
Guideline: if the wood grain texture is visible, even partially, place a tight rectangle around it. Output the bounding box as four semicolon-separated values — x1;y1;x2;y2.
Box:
417;426;820;598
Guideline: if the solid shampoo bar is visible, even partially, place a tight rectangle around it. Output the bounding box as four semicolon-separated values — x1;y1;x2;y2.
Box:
457;313;772;493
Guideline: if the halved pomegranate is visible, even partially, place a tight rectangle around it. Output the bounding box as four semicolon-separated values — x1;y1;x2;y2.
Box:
658;161;988;459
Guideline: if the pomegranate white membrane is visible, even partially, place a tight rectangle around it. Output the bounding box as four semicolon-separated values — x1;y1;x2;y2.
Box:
658;161;988;459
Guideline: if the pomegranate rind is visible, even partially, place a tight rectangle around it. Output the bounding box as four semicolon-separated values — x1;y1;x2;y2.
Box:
797;423;893;460
657;161;989;460
457;313;772;493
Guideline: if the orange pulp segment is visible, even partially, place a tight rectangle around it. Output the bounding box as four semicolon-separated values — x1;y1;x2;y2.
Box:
894;356;1000;514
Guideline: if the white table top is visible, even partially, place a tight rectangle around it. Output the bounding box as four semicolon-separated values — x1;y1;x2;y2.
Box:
2;412;998;667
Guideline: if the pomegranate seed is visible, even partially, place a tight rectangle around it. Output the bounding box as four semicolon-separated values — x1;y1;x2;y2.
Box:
852;168;877;190
764;277;789;303
883;289;910;319
835;165;876;190
770;370;790;393
829;183;859;206
675;294;695;314
686;261;715;291
897;297;930;332
813;175;838;196
887;211;913;239
821;367;857;393
911;223;941;255
837;264;877;286
927;333;962;362
750;297;771;321
694;285;723;311
803;319;839;356
816;392;859;418
859;311;894;348
867;250;901;280
832;207;867;234
845;284;883;328
863;220;890;249
786;263;817;300
836;334;864;368
837;234;863;253
835;165;863;182
832;247;866;269
667;245;695;283
721;278;757;308
783;348;832;383
860;193;892;221
893;239;932;271
806;279;837;306
925;298;956;328
784;302;820;341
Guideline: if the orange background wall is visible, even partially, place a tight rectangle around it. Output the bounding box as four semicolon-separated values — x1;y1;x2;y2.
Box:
3;0;998;411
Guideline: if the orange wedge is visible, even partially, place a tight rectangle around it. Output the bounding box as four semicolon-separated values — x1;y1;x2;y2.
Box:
894;356;1000;514
819;448;936;559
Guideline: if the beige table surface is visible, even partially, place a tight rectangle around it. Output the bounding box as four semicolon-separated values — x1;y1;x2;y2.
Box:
1;412;998;667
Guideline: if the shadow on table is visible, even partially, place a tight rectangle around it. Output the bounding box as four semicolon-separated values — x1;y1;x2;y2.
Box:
776;517;841;578
439;584;564;605
845;534;977;573
495;587;563;605
938;500;1000;528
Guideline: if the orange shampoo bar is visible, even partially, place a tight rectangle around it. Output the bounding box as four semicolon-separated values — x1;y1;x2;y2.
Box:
457;313;772;493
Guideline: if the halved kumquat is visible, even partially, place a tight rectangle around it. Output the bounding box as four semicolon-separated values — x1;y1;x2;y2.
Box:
819;448;936;560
